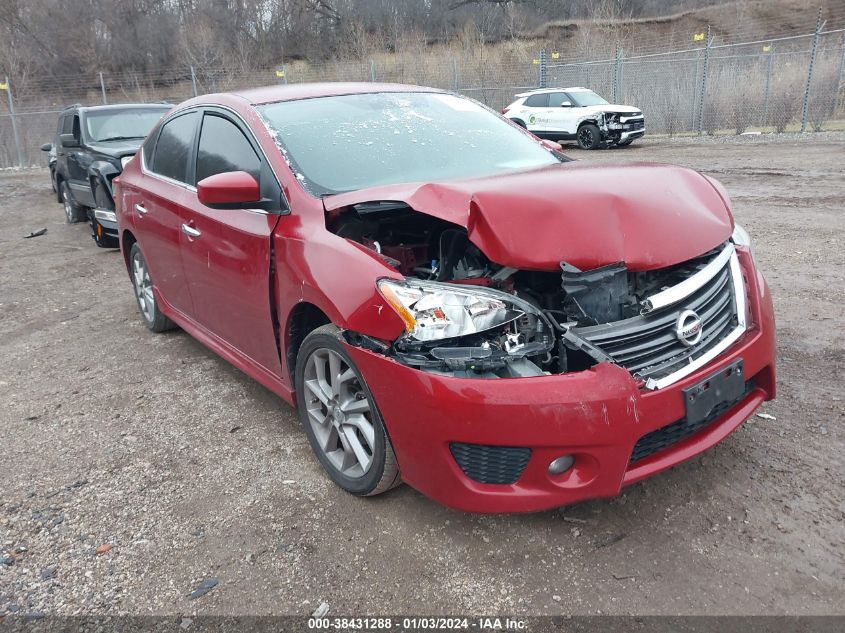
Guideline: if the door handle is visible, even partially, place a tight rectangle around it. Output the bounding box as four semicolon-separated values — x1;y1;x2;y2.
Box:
134;203;147;216
181;223;201;238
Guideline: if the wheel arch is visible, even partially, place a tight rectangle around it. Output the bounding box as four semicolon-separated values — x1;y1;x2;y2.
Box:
121;229;138;273
88;161;119;208
284;301;332;389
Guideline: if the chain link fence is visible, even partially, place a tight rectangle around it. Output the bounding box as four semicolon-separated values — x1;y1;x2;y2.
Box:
1;24;844;168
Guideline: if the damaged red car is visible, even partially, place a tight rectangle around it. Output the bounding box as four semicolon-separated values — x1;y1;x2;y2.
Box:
114;83;776;512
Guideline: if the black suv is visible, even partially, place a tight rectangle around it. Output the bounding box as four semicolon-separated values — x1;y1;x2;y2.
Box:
47;103;171;247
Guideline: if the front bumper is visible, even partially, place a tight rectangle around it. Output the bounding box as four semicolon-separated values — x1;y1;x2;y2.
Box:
91;208;119;248
345;251;776;513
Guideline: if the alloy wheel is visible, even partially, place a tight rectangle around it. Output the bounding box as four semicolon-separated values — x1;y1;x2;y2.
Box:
132;251;155;323
63;189;74;222
302;348;375;478
578;128;594;148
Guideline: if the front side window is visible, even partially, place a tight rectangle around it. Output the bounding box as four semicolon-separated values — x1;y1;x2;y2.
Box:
258;92;560;196
196;115;260;183
150;112;197;184
548;92;570;108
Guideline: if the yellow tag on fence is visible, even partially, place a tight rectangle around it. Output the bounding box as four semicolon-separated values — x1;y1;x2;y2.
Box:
275;70;285;78
763;45;772;52
0;82;7;90
551;51;560;59
693;33;705;42
532;59;540;65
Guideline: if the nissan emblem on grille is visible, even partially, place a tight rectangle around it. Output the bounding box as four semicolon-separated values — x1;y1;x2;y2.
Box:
676;309;703;347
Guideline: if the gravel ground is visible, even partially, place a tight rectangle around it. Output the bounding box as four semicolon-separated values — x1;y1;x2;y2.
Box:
0;133;843;617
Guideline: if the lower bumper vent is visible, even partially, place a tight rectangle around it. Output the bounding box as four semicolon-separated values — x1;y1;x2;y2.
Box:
450;443;531;485
630;381;753;464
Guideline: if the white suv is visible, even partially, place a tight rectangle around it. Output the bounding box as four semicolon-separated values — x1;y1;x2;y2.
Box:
503;87;645;149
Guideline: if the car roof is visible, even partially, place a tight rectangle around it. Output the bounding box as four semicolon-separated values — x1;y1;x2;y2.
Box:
62;103;172;113
515;87;593;97
231;82;446;105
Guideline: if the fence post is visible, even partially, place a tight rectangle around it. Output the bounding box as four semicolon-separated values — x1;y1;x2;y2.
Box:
4;76;25;168
613;44;623;103
539;48;547;88
833;34;845;116
696;26;712;135
190;66;198;97
762;44;775;126
690;49;701;131
283;65;289;84
99;72;107;104
801;9;824;133
453;57;459;92
369;59;376;82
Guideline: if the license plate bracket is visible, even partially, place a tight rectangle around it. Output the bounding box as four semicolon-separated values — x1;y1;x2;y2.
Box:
683;359;745;426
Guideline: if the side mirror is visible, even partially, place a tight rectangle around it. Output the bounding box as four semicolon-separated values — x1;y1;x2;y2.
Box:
560;101;572;107
59;134;79;148
540;139;563;152
40;143;52;152
197;171;261;209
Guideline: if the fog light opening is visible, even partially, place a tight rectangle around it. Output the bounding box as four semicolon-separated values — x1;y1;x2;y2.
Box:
548;455;575;475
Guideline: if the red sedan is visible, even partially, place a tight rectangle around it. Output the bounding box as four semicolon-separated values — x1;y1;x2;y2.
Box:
114;83;776;513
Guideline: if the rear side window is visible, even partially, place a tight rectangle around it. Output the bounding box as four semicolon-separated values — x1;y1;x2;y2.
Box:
196;114;260;183
151;112;197;183
524;94;549;107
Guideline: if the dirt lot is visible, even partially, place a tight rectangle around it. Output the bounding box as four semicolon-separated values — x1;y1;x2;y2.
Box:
0;133;843;617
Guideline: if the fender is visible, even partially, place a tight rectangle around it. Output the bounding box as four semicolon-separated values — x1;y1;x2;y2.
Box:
88;161;121;206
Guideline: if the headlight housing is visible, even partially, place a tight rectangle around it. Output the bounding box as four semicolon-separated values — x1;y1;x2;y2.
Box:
120;155;134;169
731;223;750;248
731;223;756;263
377;279;525;342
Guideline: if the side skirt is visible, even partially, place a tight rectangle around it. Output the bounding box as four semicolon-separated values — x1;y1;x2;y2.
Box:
154;288;295;406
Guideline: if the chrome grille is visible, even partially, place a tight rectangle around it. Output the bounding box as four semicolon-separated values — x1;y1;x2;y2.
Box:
571;244;746;390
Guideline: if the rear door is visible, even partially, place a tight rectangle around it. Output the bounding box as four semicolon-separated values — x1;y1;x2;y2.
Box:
134;110;199;316
178;109;284;377
521;93;551;133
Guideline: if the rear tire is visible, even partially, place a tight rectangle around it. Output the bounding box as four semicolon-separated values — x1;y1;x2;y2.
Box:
61;181;86;223
577;123;603;150
295;324;401;497
129;243;176;333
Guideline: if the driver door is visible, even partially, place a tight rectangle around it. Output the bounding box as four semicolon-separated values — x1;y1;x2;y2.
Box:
177;109;285;378
547;92;578;135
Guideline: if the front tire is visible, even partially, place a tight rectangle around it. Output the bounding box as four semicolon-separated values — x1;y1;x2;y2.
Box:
577;123;603;150
295;324;400;496
61;181;86;223
129;243;175;332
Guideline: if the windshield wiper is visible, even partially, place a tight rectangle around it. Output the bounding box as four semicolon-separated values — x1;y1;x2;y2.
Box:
96;135;145;142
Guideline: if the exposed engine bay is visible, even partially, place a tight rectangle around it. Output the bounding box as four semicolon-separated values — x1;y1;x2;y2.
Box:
330;202;731;381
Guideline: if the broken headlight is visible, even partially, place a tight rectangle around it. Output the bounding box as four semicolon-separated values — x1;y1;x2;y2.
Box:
377;279;525;342
731;223;756;263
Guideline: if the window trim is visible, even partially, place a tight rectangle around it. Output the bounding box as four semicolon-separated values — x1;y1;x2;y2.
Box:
143;103;289;214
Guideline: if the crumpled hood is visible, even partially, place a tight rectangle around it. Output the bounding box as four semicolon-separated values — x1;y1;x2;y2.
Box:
581;104;641;115
323;162;733;272
85;139;142;158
